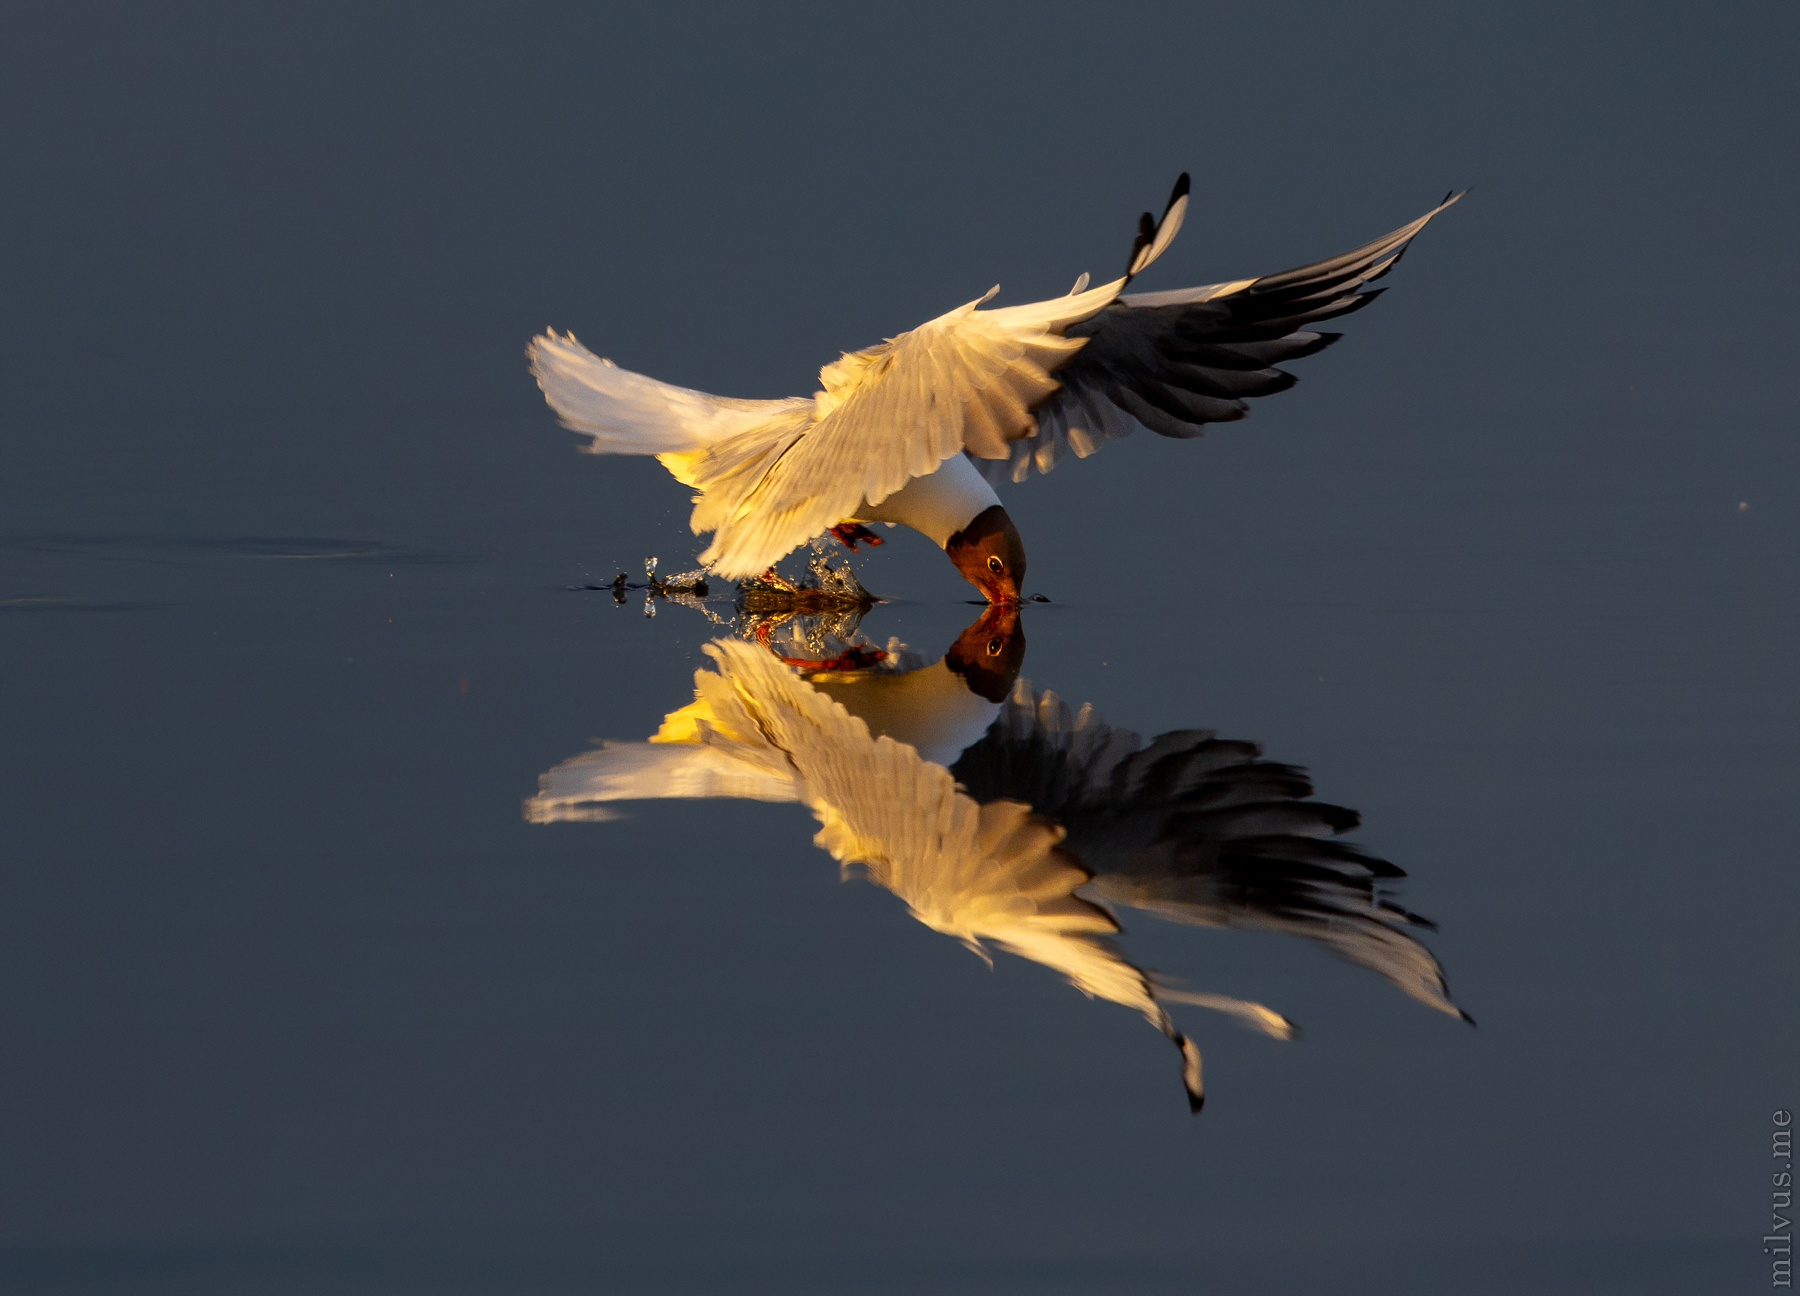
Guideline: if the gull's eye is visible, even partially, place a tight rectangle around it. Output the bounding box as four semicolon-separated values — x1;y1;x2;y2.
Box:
987;555;1004;574
987;638;1004;656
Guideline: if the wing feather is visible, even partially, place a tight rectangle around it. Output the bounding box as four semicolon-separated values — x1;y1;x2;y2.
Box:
535;183;1454;577
688;278;1123;578
527;331;812;486
981;191;1462;484
689;642;1193;1053
949;682;1468;1022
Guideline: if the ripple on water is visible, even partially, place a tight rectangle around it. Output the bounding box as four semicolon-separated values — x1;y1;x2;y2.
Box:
0;534;464;565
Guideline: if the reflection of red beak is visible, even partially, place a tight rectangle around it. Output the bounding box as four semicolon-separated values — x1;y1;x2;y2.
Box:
964;597;1019;643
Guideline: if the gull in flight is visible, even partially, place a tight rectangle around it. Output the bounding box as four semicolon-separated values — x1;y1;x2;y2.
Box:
524;614;1466;1111
528;178;1461;602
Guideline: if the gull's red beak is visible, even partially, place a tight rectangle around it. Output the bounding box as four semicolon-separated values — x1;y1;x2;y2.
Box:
980;571;1020;607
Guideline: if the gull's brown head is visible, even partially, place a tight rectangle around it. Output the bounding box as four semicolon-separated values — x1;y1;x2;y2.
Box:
945;505;1026;605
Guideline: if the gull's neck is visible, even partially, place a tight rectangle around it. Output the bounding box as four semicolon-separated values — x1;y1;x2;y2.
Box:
851;453;1001;548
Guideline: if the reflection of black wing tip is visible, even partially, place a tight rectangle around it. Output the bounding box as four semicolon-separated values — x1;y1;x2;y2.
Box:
1378;898;1432;926
1178;1033;1205;1113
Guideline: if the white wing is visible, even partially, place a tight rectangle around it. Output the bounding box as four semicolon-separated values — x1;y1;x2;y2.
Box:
686;279;1122;578
527;330;813;486
530;178;1198;576
683;178;1204;577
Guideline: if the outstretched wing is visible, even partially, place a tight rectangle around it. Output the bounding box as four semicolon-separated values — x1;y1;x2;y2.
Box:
685;278;1121;578
531;181;1197;577
527;330;815;486
686;180;1198;578
980;191;1463;483
950;682;1469;1021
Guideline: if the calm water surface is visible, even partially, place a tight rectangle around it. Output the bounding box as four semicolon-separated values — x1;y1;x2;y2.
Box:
3;401;1791;1293
3;6;1796;1292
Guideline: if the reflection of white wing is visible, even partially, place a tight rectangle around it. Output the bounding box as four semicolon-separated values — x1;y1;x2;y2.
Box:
527;638;1210;1108
697;640;1208;1109
524;741;800;822
524;689;804;822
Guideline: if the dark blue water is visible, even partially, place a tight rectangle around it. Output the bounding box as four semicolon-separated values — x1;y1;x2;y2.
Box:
3;5;1795;1292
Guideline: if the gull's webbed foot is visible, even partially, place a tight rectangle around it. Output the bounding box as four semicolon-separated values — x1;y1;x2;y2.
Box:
829;523;885;551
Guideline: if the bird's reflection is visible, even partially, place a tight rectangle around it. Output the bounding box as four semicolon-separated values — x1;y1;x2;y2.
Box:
526;607;1466;1111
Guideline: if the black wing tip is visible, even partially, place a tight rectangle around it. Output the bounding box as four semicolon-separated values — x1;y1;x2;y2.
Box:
1363;855;1407;879
1187;1091;1205;1114
1126;176;1191;278
1125;212;1156;274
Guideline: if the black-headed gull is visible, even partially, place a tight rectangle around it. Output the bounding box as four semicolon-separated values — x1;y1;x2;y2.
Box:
530;178;1459;601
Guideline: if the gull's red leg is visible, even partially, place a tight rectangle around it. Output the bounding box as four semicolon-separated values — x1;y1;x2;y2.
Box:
829;523;885;551
772;644;890;672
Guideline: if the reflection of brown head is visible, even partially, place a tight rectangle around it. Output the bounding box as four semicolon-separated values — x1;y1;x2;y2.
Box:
944;600;1026;702
944;505;1026;605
